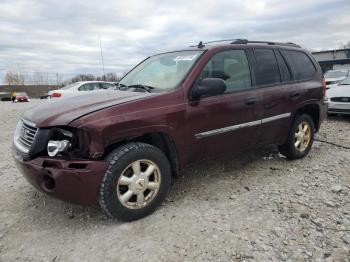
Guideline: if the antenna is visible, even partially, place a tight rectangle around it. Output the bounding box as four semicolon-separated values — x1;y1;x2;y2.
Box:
98;33;106;80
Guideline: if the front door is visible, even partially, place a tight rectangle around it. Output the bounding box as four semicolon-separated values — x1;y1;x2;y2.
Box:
186;49;262;163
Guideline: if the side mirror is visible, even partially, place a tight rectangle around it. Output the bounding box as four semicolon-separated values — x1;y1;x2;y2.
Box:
191;78;227;100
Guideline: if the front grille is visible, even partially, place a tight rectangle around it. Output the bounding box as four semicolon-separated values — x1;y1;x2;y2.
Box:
330;97;350;103
19;120;38;150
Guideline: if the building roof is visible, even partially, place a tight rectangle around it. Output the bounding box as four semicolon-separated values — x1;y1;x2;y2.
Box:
312;48;350;54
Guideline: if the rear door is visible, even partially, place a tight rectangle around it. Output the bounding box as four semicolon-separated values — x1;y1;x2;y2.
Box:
186;49;262;163
251;48;294;146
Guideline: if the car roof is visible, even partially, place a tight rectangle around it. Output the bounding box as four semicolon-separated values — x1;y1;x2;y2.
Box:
155;40;303;57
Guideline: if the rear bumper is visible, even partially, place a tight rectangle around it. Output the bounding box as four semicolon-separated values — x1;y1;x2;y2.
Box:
14;154;109;206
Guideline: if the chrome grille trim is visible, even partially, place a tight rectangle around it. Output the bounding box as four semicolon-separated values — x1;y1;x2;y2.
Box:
16;119;38;153
330;97;350;103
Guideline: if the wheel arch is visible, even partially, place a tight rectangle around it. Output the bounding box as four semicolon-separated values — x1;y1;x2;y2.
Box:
295;103;320;132
103;132;180;178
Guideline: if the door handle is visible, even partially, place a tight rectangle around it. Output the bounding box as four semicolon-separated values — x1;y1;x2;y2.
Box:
245;98;258;105
290;91;301;100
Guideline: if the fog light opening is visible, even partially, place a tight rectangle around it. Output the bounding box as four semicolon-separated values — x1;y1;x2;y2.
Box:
41;175;56;192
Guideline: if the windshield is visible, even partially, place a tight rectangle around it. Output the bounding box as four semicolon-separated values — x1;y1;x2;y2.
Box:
16;92;27;96
119;50;203;90
325;70;348;78
341;76;350;85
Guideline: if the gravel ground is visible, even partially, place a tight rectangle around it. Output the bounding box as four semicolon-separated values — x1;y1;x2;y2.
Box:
1;99;350;262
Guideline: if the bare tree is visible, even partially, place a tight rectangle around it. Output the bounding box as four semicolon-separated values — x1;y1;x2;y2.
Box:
4;71;26;85
97;72;121;82
340;41;350;49
69;74;96;83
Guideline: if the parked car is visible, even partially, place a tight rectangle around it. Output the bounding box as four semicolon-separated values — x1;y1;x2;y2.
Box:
13;39;327;221
324;69;350;89
48;81;116;98
327;76;350;115
14;92;30;102
40;92;50;99
0;92;11;101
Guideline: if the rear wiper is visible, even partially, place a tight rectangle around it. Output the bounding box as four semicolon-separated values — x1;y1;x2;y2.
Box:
125;84;155;93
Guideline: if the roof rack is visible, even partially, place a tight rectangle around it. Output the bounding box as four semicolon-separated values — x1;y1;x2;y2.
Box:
190;39;301;48
190;39;239;48
230;39;301;48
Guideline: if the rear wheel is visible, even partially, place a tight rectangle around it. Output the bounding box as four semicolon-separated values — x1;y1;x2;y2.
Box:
279;114;315;159
99;142;171;221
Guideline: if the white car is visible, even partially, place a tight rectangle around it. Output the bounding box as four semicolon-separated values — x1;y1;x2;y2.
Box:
49;81;117;98
327;76;350;115
324;69;350;89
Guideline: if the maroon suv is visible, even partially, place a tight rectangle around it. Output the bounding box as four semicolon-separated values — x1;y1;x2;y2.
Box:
13;39;327;221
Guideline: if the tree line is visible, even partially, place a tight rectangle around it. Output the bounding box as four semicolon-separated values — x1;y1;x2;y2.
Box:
3;71;123;86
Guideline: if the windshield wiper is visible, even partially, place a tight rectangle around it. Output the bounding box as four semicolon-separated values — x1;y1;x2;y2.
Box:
124;84;155;93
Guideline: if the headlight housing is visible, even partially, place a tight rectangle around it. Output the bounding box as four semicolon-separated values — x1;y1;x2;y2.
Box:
46;128;75;157
47;140;71;157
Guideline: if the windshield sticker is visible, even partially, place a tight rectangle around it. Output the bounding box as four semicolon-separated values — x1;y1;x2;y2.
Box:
174;55;198;62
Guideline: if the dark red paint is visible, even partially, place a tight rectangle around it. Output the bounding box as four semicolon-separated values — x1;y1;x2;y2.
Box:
15;43;327;205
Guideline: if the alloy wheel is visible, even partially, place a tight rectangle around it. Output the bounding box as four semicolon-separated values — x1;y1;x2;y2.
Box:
294;121;311;152
116;160;161;209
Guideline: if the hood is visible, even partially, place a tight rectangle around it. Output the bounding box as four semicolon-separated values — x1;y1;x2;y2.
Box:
22;90;150;127
325;76;347;83
326;84;350;98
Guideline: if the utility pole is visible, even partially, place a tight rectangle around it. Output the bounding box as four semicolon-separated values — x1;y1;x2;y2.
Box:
99;33;106;81
56;73;59;86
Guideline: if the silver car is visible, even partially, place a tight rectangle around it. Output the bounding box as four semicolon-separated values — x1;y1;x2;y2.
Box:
327;76;350;115
324;69;350;89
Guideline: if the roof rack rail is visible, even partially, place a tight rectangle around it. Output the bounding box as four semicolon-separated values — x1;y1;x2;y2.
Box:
230;39;301;48
203;39;242;45
190;39;301;48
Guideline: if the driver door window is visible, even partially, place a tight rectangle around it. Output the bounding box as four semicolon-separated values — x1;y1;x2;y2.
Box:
199;50;252;93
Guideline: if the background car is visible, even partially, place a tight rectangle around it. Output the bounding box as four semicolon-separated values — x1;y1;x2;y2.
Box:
0;92;12;101
48;81;116;98
324;69;350;89
327;76;350;115
15;92;30;102
40;92;50;99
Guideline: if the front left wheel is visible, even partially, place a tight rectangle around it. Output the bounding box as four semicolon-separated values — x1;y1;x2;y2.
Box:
99;142;171;221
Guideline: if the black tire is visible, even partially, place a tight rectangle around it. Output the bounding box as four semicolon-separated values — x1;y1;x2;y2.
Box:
279;114;315;160
99;142;171;221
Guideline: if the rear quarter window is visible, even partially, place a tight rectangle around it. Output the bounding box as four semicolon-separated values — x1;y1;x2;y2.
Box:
282;50;316;80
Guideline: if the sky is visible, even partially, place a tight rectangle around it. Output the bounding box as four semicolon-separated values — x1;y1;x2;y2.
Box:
1;0;350;84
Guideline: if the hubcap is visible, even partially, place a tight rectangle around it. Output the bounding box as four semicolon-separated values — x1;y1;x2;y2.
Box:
116;160;161;209
294;121;311;152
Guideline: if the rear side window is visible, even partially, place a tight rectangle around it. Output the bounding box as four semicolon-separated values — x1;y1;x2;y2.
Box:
254;49;281;86
282;50;316;80
275;50;291;82
79;83;101;91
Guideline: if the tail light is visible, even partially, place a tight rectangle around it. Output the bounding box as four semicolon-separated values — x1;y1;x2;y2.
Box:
52;92;61;98
322;77;326;97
